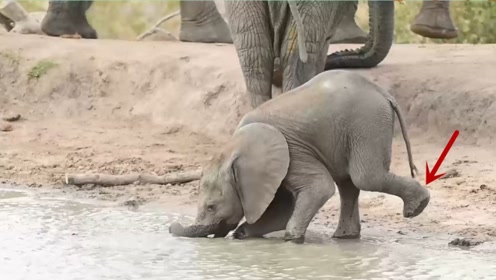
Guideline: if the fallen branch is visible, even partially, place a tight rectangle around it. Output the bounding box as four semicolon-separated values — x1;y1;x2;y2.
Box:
137;27;177;41
136;11;179;41
64;170;202;186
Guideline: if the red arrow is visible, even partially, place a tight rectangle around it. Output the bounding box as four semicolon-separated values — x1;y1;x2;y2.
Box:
425;130;460;185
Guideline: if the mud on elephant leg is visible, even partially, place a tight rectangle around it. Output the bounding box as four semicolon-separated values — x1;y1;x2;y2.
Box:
179;0;232;43
41;0;97;39
233;187;294;239
410;0;458;39
329;0;367;44
283;160;336;244
333;180;361;239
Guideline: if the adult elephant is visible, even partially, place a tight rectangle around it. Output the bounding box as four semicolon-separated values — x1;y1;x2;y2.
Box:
336;0;458;41
40;0;232;43
226;0;395;109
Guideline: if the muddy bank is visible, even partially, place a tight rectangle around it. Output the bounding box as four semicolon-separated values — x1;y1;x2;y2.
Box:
1;34;496;243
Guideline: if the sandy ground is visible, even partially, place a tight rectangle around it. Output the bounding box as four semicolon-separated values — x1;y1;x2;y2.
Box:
1;33;495;244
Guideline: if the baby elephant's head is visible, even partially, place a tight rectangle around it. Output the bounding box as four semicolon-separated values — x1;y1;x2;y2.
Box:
169;123;290;238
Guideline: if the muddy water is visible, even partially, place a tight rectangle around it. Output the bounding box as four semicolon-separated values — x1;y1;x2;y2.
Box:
1;188;495;280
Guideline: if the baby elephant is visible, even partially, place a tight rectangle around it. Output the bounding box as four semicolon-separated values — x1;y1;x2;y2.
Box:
169;70;430;244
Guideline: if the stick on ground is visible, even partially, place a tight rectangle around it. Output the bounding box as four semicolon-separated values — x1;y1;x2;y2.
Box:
136;11;179;41
64;170;202;186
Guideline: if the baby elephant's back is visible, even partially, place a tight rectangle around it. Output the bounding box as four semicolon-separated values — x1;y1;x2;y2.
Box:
251;71;395;174
269;70;392;126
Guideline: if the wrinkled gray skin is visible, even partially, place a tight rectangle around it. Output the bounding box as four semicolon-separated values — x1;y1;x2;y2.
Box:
328;1;367;44
169;70;431;244
40;0;232;43
225;0;394;109
331;0;458;41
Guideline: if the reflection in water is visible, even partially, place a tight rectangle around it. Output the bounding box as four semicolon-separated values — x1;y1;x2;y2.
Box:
0;188;495;280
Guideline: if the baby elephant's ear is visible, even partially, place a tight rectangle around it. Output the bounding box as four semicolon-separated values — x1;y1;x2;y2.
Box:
230;122;290;224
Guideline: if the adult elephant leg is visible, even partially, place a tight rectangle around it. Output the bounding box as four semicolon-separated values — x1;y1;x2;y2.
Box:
179;0;232;43
74;0;97;38
41;0;97;39
325;0;394;70
226;1;274;108
233;187;294;239
279;5;331;92
329;1;367;44
332;179;361;239
283;157;336;244
410;0;458;39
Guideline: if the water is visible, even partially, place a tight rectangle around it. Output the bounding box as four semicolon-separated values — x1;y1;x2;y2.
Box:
1;188;495;280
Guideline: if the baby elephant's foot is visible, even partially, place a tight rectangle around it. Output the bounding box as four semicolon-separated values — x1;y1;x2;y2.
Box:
403;187;430;218
232;223;263;240
332;224;361;239
232;224;249;240
284;231;305;244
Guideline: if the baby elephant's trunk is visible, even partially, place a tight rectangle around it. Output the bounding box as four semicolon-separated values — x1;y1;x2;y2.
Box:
169;221;235;238
169;222;217;238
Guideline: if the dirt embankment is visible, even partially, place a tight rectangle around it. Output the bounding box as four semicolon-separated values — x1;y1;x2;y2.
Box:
1;34;495;243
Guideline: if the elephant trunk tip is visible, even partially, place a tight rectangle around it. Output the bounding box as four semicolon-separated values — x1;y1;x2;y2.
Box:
169;221;185;236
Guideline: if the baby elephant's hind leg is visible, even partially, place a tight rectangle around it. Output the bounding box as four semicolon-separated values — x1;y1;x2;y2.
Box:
333;179;361;239
349;141;430;218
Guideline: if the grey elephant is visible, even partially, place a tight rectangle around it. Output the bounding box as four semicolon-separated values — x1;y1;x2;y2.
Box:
40;0;232;43
225;0;395;109
169;70;430;244
329;0;458;43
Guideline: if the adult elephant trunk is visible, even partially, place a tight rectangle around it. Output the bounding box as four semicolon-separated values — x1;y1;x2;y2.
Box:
325;0;394;70
169;221;235;238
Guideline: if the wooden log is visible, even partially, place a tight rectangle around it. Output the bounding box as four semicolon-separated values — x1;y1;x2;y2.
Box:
64;170;202;186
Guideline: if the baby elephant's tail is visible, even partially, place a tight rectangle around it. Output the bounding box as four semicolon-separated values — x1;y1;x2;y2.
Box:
388;99;418;178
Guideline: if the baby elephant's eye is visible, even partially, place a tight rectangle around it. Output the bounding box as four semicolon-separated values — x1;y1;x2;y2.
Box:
207;205;215;212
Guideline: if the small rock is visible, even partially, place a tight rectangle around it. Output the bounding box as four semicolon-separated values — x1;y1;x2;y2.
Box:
440;169;461;179
122;198;144;210
397;230;406;235
448;238;483;247
480;184;488;190
2;113;21;122
0;122;13;132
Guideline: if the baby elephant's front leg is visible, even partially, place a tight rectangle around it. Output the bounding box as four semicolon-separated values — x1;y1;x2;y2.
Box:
283;160;336;244
233;188;294;239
